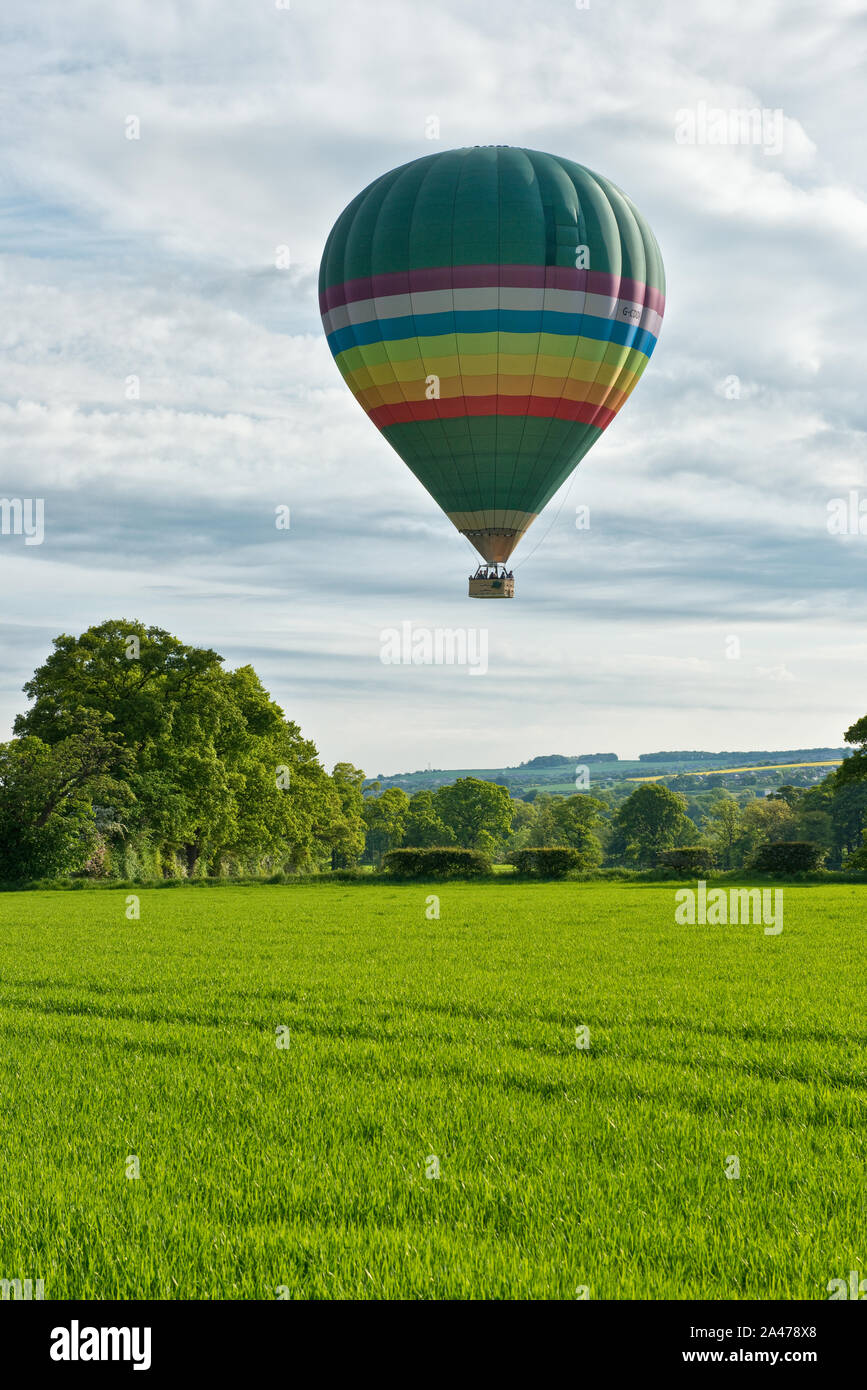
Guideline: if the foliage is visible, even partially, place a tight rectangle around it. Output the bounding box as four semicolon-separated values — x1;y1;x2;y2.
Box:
362;786;410;863
737;797;798;859
657;845;717;874
846;832;867;871
401;789;456;848
0;711;131;881
4;620;349;879
509;847;585;877
329;763;367;868
702;794;742;869
525;793;605;863
4;629;867;886
835;714;867;787
609;783;695;866
750;841;828;874
382;847;492;878
431;777;513;850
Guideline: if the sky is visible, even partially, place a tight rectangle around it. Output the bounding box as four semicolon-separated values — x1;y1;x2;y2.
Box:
1;0;865;776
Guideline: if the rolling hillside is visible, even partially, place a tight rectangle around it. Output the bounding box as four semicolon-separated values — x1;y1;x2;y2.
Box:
366;748;849;799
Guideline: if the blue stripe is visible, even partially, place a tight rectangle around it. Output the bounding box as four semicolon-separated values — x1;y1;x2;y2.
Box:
327;309;658;357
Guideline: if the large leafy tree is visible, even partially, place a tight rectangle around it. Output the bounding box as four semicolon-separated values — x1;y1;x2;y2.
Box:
432;777;513;851
610;783;695;865
13;620;339;874
804;719;867;865
329;763;367;868
827;780;867;863
529;793;606;853
0;711;131;880
836;715;867;786
401;789;455;848
503;798;538;852
362;787;410;863
731;797;798;866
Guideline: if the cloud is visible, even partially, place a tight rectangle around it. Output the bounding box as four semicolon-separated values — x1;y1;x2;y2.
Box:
0;0;865;770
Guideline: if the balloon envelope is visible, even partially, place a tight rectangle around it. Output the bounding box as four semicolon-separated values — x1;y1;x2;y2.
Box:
319;146;665;564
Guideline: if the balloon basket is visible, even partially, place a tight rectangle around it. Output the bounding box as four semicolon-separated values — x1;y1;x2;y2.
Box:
468;565;514;599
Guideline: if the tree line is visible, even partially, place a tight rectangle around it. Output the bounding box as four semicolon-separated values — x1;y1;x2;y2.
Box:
1;620;865;882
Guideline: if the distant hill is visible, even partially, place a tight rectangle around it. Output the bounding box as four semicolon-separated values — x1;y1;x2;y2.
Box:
519;753;618;768
365;748;849;798
638;747;849;763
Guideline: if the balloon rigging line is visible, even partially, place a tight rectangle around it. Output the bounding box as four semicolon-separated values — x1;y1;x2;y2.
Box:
512;469;579;570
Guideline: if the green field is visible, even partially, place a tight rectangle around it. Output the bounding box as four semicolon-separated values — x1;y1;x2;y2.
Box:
0;883;863;1300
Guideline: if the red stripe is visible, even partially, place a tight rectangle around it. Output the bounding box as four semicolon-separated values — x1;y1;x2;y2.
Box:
320;265;665;316
367;395;615;430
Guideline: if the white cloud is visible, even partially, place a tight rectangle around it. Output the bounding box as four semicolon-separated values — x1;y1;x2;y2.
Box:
0;0;865;770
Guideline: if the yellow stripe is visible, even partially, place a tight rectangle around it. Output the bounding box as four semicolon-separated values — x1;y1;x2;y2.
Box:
344;356;643;399
336;334;651;373
350;375;633;411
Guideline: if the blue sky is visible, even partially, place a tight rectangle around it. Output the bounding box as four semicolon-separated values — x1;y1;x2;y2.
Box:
1;0;865;774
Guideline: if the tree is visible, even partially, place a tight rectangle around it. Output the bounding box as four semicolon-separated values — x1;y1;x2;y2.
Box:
0;712;131;880
835;715;867;787
15;620;222;748
224;709;344;873
328;764;367;868
703;794;743;869
526;793;605;864
737;798;798;863
847;831;867;872
502;798;538;853
12;620;340;875
401;789;455;848
610;784;695;865
801;720;867;866
828;780;867;864
768;785;801;808
432;777;513;851
362;787;410;864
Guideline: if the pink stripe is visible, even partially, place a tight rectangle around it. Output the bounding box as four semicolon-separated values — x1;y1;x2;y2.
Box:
320;265;665;315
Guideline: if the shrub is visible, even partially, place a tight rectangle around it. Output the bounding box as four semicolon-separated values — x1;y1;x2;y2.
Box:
509;847;584;878
657;846;717;875
750;841;828;874
382;847;491;879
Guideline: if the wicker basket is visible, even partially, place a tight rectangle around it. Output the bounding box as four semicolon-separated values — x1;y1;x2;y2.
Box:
468;574;515;599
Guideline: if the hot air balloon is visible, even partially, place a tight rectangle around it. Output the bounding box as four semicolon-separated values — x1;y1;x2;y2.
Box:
319;146;665;597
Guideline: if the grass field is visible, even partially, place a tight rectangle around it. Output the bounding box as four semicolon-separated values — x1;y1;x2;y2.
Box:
0;883;863;1300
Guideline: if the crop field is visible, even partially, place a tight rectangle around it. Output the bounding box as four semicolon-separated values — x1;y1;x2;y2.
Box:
630;760;844;782
0;883;863;1300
